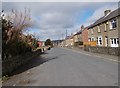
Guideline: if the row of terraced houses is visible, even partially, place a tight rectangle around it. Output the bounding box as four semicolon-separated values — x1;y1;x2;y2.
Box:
61;8;120;47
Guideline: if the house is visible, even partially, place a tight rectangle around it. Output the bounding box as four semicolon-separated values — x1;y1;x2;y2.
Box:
63;28;83;47
64;35;74;47
52;40;63;46
60;39;66;47
37;41;43;47
88;8;120;47
73;31;82;44
81;26;89;45
70;35;74;46
64;36;71;46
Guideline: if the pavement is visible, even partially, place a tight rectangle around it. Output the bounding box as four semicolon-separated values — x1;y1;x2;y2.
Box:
66;46;119;63
3;47;118;86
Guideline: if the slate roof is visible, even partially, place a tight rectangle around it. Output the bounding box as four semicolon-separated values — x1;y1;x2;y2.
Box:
65;36;71;39
74;31;81;35
88;8;120;29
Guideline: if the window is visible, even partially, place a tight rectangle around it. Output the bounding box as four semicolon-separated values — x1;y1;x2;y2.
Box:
111;38;113;44
99;38;102;45
104;22;108;31
97;36;102;46
91;28;94;34
110;19;117;29
89;38;91;41
117;38;119;44
96;37;98;44
111;38;119;44
91;37;95;41
98;26;101;33
89;37;95;42
114;39;117;44
110;38;119;47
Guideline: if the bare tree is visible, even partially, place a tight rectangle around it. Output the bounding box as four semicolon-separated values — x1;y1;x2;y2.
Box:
5;8;33;43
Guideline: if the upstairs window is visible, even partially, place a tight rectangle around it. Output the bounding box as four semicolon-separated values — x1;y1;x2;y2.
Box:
104;22;108;32
110;19;117;29
98;26;101;33
91;28;94;34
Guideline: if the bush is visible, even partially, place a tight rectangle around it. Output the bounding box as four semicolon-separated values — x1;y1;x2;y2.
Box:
45;39;53;47
1;9;33;60
2;38;32;60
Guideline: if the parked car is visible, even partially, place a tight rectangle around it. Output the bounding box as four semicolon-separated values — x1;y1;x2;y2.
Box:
48;47;51;50
46;45;51;50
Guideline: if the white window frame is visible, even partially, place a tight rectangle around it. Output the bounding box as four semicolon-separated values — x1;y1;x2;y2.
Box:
89;38;91;42
91;37;95;41
98;26;101;33
117;38;119;45
104;23;107;31
110;38;119;47
97;36;102;46
110;19;117;29
91;28;94;34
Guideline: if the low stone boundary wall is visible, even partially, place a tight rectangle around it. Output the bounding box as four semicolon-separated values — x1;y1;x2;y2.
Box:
67;46;119;56
2;49;42;76
85;46;120;56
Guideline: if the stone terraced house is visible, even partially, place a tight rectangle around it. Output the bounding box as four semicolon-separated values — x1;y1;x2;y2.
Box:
73;31;82;43
88;8;120;47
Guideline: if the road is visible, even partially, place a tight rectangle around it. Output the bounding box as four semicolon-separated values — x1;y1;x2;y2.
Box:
3;47;118;86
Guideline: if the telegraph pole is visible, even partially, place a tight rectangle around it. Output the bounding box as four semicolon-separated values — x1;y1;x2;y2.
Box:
66;29;67;38
62;33;64;40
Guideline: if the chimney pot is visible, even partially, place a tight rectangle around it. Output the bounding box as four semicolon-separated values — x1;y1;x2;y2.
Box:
104;10;111;16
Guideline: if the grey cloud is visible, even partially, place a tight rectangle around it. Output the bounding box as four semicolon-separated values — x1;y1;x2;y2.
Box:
2;2;118;40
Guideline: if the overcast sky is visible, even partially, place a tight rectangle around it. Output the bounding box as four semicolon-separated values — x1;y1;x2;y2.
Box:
2;2;118;41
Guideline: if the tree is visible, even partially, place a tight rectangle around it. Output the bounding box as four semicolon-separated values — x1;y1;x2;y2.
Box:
45;39;53;46
1;9;33;59
5;8;33;43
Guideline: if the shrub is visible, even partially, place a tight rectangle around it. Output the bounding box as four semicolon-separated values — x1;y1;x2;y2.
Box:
1;9;34;60
45;39;53;47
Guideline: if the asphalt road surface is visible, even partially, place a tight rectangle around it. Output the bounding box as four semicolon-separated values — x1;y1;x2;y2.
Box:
3;47;118;86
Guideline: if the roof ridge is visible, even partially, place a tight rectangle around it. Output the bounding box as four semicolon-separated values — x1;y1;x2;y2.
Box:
88;8;120;28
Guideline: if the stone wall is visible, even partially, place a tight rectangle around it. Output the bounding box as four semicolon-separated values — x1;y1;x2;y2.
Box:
86;46;120;56
2;49;42;76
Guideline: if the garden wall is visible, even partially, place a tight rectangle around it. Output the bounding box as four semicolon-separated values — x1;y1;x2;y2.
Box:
2;49;42;76
85;46;120;56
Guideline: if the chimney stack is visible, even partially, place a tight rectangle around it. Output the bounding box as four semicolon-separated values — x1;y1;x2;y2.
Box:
104;10;111;16
81;25;84;31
